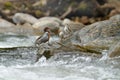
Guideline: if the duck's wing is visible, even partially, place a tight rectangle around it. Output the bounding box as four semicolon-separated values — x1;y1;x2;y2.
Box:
35;32;49;46
35;35;42;45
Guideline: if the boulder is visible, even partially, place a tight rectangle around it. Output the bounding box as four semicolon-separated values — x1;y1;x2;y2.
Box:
16;23;34;35
39;17;62;25
0;18;15;28
0;18;35;35
73;15;120;52
108;42;120;57
0;18;18;33
33;17;63;35
12;13;39;25
110;14;120;22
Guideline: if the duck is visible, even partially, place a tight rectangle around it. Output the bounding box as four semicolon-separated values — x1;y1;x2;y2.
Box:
59;24;72;42
35;27;51;46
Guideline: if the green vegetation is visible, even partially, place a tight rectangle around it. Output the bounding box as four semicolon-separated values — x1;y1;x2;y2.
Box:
4;1;13;9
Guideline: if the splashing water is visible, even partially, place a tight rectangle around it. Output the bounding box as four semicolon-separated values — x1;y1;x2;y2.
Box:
0;34;120;80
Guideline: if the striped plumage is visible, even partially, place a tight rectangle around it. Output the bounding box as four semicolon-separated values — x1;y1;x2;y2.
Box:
59;24;72;41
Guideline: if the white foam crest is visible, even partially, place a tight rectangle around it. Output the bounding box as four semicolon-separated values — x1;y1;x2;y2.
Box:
0;66;39;80
100;50;109;61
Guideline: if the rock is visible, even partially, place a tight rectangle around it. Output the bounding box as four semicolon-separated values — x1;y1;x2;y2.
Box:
0;18;15;28
33;17;62;35
16;23;34;35
0;18;35;35
2;9;11;15
108;42;120;57
39;17;62;25
56;15;120;56
74;15;120;52
12;13;39;25
110;14;120;22
78;20;120;43
0;18;18;33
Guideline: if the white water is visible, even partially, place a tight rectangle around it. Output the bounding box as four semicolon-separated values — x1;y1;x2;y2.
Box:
0;34;35;48
0;34;120;80
0;52;120;80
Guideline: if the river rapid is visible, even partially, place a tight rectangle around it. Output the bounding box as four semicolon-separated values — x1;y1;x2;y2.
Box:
0;34;120;80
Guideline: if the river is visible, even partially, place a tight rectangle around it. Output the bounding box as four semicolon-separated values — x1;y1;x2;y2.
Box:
0;34;120;80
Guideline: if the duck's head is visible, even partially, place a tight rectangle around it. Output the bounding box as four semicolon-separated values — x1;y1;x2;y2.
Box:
44;27;50;32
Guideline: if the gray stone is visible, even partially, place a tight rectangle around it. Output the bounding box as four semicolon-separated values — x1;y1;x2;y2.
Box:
110;14;120;22
0;18;17;33
33;17;63;35
108;42;120;57
73;15;120;52
12;13;39;24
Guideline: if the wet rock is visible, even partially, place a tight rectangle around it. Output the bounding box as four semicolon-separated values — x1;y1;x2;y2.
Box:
108;42;120;58
12;13;39;25
33;17;63;35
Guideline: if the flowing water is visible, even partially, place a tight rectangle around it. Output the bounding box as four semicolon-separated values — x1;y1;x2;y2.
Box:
0;34;120;80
